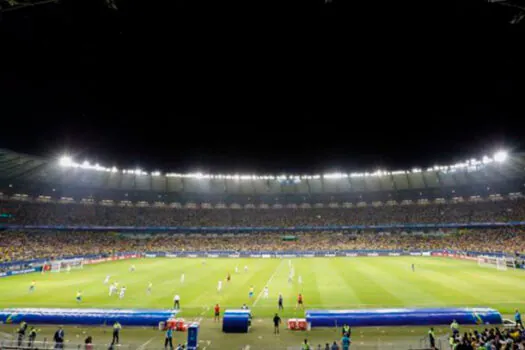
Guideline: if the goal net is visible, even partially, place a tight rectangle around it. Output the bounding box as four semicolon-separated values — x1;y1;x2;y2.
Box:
49;258;84;273
477;256;515;271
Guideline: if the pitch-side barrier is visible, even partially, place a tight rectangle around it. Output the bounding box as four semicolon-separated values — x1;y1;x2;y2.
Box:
0;308;178;326
305;307;502;328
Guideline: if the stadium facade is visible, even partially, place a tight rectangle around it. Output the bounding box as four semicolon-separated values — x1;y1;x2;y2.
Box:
1;148;524;206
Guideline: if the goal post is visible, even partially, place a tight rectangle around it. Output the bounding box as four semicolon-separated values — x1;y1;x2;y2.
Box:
49;258;84;273
478;255;514;270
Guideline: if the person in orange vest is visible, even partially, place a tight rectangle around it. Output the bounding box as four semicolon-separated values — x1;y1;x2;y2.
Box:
214;304;220;322
296;293;304;310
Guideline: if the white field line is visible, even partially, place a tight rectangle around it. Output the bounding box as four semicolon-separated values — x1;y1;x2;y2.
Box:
253;259;285;307
194;305;209;323
137;336;155;350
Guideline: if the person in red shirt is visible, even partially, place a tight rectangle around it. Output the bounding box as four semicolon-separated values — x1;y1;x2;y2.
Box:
214;304;220;322
296;293;304;310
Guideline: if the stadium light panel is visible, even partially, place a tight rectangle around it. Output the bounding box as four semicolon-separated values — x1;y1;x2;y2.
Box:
59;156;73;167
493;150;508;163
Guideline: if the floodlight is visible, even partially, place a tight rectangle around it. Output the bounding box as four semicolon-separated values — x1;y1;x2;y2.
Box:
493;150;508;163
59;156;73;167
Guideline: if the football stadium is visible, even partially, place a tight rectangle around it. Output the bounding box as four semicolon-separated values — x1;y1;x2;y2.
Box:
2;149;525;349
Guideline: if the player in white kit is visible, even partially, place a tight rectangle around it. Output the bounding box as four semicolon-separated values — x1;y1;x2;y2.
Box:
180;273;185;284
235;266;239;273
147;282;152;295
217;280;222;293
298;275;303;285
109;283;117;296
288;271;293;284
263;286;269;299
129;264;135;272
244;265;248;272
119;286;126;299
66;265;71;273
104;275;110;284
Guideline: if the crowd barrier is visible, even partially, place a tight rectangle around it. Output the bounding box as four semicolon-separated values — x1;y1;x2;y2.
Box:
305;308;503;328
0;308;178;326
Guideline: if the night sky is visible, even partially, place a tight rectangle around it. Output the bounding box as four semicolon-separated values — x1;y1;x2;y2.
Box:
1;0;524;174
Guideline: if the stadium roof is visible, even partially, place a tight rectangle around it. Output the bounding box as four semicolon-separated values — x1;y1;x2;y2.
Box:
1;149;525;203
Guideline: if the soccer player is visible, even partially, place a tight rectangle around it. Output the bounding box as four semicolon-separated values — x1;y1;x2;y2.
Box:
217;280;223;293
119;286;126;300
129;264;135;272
241;303;248;310
76;290;83;303
411;263;415;272
273;313;281;335
147;282;153;295
109;283;117;296
29;280;36;293
244;265;248;273
180;273;185;284
227;273;231;282
214;304;220;322
104;275;110;285
235;266;239;274
263;286;269;299
66;265;71;273
288;271;293;284
249;286;254;299
298;275;303;285
296;293;304;310
278;293;284;311
173;294;180;309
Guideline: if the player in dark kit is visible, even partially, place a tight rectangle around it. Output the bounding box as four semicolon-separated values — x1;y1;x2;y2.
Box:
278;293;284;311
227;273;231;282
411;264;415;272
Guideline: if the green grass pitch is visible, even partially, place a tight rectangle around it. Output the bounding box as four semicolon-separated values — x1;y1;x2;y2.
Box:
1;257;524;349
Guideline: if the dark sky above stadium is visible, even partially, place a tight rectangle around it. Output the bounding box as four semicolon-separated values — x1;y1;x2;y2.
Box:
1;0;524;174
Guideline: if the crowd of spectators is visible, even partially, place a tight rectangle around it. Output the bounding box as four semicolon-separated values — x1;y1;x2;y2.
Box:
2;198;525;264
1;198;525;227
2;229;525;263
449;326;525;350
